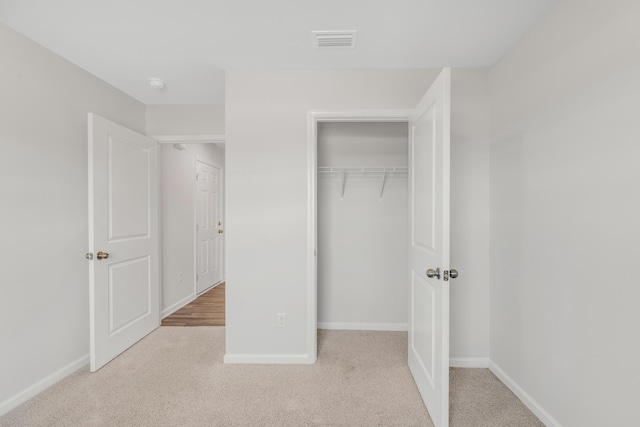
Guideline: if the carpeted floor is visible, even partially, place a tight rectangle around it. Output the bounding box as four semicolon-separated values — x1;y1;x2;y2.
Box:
0;328;542;426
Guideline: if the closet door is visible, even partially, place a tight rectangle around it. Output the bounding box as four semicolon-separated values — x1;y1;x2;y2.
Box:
407;68;451;427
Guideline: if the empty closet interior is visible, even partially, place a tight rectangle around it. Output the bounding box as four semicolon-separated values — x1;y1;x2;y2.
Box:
318;121;409;331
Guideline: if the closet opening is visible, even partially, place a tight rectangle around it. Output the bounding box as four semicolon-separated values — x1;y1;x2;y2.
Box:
316;121;409;336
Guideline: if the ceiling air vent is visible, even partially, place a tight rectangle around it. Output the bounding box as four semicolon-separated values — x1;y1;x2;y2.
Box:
311;30;357;49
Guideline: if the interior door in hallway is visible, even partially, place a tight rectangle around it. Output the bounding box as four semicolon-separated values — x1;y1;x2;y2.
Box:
196;159;222;294
408;68;451;427
88;113;159;372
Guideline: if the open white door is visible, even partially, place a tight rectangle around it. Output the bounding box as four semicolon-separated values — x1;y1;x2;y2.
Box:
88;113;160;372
408;68;451;427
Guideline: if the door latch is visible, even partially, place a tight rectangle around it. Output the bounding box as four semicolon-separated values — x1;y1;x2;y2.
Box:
443;269;459;281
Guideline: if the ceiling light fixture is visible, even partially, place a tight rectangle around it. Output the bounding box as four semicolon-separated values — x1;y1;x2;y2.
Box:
147;77;165;89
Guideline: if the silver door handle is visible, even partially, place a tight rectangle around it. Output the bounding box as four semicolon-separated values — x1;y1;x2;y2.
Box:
449;269;458;279
426;268;440;279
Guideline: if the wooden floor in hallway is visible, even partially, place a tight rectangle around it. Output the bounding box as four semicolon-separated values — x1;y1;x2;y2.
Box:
161;282;225;326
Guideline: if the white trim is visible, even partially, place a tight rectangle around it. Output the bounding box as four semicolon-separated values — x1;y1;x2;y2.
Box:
223;354;313;364
151;134;225;144
0;354;88;417
449;357;490;368
307;109;413;366
318;322;408;331
196;279;224;296
161;292;197;319
306;112;318;364
308;110;413;123
489;360;562;427
157;144;164;325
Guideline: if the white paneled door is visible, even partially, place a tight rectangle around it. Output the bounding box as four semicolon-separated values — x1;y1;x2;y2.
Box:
195;159;222;294
408;68;451;427
88;113;159;372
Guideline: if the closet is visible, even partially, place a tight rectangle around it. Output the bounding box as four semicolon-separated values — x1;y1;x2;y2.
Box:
317;121;409;331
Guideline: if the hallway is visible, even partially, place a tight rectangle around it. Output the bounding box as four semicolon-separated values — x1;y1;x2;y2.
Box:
161;283;225;326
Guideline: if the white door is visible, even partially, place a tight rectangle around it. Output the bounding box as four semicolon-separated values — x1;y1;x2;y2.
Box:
196;159;222;294
408;68;451;427
88;113;159;372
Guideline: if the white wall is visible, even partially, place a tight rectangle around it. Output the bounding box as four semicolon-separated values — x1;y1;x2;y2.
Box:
225;68;491;361
318;122;409;166
317;122;408;330
489;1;640;425
146;104;225;135
0;22;145;414
160;143;225;317
450;68;491;361
225;70;437;360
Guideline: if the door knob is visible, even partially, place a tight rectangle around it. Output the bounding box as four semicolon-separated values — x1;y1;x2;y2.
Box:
449;269;458;279
426;268;440;279
96;251;109;260
218;229;224;234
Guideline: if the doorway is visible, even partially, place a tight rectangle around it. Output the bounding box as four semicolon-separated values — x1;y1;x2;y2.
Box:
156;137;226;320
306;109;413;361
317;121;409;331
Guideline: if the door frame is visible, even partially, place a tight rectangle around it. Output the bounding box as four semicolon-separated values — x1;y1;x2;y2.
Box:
306;110;412;363
152;134;225;317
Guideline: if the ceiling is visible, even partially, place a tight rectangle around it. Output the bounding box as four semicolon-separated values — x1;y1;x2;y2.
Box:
0;0;557;105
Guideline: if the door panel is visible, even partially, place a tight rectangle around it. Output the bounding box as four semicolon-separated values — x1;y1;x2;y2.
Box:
408;68;451;427
411;271;436;386
200;240;209;273
108;256;151;333
89;113;159;372
411;105;437;252
108;136;150;240
210;194;219;270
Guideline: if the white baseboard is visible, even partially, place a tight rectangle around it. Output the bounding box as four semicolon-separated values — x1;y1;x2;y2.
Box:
450;357;490;368
0;354;88;417
161;292;197;319
196;280;224;296
317;322;408;331
489;360;562;427
224;353;313;364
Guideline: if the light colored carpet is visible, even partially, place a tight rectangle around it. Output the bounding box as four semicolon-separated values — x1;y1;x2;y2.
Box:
0;328;542;426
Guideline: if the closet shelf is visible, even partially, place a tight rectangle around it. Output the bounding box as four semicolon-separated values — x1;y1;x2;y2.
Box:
318;166;408;200
317;166;408;174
